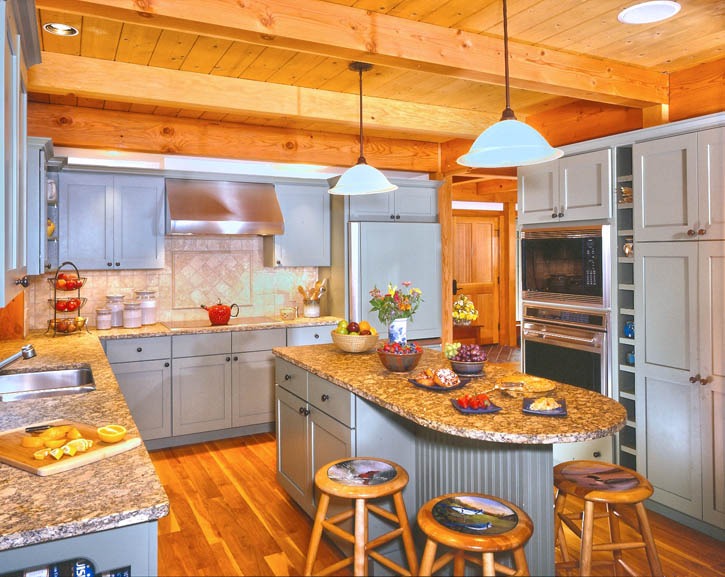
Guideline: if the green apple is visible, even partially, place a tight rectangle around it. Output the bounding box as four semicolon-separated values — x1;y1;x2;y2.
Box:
335;326;349;334
337;319;348;330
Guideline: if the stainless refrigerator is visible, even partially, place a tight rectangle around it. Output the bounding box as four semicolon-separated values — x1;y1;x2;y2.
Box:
347;221;442;340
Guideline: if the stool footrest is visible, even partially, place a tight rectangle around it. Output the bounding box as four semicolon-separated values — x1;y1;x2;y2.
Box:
315;557;354;577
592;540;646;552
368;502;400;524
320;519;355;545
368;549;413;576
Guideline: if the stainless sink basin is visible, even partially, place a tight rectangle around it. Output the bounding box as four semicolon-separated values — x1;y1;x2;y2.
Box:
0;367;96;402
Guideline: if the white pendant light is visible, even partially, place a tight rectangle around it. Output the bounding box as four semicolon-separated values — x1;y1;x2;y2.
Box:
329;62;398;195
457;0;563;168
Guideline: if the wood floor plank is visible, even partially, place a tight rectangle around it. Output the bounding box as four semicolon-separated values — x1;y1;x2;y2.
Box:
150;433;723;577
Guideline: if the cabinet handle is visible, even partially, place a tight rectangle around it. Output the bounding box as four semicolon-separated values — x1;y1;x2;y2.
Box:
226;356;231;362
45;263;52;270
107;262;113;267
233;355;239;361
314;333;319;339
136;347;142;352
321;394;329;402
277;260;281;265
395;214;401;220
687;229;697;237
389;214;395;220
284;374;292;380
14;276;29;287
298;407;310;416
593;451;601;458
697;228;706;236
164;362;170;367
689;374;701;383
115;261;120;267
558;212;564;218
551;212;558;219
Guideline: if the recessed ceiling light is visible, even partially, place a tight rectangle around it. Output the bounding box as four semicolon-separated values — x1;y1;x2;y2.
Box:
618;1;681;24
43;22;79;36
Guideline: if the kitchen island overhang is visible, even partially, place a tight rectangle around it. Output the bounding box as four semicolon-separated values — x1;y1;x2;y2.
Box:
273;344;626;576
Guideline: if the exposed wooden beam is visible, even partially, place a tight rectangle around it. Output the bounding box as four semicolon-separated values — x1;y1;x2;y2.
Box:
669;58;725;123
29;52;494;140
27;102;440;172
451;180;517;203
36;0;668;107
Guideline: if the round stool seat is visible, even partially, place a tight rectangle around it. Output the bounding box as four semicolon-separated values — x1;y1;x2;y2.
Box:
554;460;654;504
316;457;409;500
417;492;533;576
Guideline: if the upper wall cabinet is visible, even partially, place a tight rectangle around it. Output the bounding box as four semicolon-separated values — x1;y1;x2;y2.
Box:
518;149;612;225
59;171;165;270
348;180;439;222
634;128;724;242
263;181;330;267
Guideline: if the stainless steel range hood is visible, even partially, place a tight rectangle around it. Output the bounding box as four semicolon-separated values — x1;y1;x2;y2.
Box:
165;178;284;236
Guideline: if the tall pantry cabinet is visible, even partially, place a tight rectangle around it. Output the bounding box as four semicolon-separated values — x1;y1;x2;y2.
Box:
634;126;724;531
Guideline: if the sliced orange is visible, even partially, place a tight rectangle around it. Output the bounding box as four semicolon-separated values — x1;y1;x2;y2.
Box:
65;438;92;452
48;447;64;460
66;427;83;440
44;438;66;449
97;424;126;444
33;448;49;460
62;443;78;457
21;436;46;448
39;425;71;440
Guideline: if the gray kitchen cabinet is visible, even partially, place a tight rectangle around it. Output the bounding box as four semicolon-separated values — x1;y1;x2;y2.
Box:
172;332;232;436
286;324;334;346
58;171;165;270
263;181;330;267
635;240;724;530
231;328;286;427
634;128;724;242
518;148;612;224
106;336;172;441
348;180;439;222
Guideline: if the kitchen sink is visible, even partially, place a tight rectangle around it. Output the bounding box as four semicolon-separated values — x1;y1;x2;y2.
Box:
0;367;96;402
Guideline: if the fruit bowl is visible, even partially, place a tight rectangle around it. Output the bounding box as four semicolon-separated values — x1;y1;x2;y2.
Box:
48;276;87;291
48;297;86;312
449;359;485;376
377;349;423;372
331;331;379;353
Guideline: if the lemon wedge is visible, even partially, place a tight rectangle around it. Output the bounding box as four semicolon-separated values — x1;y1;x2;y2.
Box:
33;448;50;460
97;425;126;444
65;438;92;452
66;427;83;440
48;447;64;460
44;438;66;449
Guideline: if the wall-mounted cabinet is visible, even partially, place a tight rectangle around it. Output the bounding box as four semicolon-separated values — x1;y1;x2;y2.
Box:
58;171;165;270
348;180;439;222
518;149;612;225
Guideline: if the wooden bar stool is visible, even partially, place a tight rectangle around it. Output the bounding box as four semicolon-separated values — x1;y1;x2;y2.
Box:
554;460;664;577
303;457;418;577
416;492;533;576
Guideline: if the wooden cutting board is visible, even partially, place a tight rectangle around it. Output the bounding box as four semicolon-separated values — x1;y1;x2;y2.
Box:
0;420;141;476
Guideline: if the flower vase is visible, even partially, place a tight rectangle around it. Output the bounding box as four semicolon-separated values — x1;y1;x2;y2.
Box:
453;319;472;326
388;318;407;346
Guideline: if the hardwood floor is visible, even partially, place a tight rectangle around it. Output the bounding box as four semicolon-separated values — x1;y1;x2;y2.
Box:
149;434;724;576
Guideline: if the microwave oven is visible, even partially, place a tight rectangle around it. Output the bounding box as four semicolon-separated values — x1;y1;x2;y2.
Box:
520;225;611;308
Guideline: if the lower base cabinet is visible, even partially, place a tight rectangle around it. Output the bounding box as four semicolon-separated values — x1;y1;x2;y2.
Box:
112;359;171;441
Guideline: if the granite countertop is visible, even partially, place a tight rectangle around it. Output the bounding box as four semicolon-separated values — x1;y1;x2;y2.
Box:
273;344;627;445
0;316;337;553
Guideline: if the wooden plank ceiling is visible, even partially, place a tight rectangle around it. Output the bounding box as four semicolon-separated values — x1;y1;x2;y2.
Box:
29;0;723;145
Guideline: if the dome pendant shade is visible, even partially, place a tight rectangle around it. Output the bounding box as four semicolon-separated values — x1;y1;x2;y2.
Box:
329;62;397;196
457;118;564;168
329;162;399;195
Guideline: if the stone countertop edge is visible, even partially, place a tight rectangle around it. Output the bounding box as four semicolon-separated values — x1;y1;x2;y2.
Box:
272;344;627;445
0;318;338;553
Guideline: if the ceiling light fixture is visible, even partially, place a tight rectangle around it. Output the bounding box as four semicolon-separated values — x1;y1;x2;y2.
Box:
329;62;398;196
618;1;681;24
43;22;79;36
457;0;563;168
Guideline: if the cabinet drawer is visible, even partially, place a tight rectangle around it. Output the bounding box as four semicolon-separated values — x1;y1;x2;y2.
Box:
287;325;334;346
232;328;286;352
276;358;308;399
105;336;171;363
173;332;231;358
308;374;355;428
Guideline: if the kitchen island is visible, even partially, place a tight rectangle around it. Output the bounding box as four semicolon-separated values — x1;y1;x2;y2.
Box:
273;344;627;576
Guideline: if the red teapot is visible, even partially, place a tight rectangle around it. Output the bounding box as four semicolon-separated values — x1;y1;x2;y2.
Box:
201;300;240;325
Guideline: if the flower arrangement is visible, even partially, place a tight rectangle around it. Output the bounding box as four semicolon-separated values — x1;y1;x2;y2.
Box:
369;282;422;326
453;294;478;325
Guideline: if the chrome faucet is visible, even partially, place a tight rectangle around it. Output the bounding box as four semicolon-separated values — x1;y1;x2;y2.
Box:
0;344;37;372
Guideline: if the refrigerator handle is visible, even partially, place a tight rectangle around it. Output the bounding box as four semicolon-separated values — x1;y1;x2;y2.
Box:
453;278;458;295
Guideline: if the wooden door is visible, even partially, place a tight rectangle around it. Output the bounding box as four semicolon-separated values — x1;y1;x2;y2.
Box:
452;213;500;345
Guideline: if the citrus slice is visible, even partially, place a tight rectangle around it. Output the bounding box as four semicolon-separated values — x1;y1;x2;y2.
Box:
33;448;49;460
65;438;92;452
21;436;46;448
39;425;71;440
44;438;66;449
48;447;64;460
66;427;83;440
97;425;126;444
62;443;78;457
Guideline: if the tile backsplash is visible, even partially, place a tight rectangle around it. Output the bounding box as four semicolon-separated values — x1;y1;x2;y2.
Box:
25;236;319;330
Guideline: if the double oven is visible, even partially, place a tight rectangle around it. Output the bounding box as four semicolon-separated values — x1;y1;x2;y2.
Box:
520;225;611;397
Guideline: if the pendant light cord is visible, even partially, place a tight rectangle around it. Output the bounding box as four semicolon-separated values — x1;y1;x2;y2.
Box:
357;65;366;164
501;0;516;121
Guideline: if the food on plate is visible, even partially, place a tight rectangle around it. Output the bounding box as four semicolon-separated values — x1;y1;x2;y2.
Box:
529;397;561;411
20;435;46;448
434;368;460;388
413;368;435;386
21;425;95;461
455;393;492;410
523;381;556;394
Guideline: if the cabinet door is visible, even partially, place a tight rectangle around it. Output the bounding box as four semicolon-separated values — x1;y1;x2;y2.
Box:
172;353;232;436
113;175;165;269
635;242;702;516
275;385;310;509
286;325;334;346
232;349;276;427
348;191;395;222
263;182;330;266
699;241;725;528
309;407;354;513
59;172;114;269
113;359;171;441
634;133;699;242
518;160;559;225
698;127;725;241
394;184;438;222
559;149;611;222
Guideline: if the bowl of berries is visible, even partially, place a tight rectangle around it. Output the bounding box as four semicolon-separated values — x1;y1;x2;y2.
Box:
377;341;423;372
444;342;487;376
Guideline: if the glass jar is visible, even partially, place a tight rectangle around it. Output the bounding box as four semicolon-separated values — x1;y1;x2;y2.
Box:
134;289;157;325
302;299;320;318
123;300;142;328
106;295;125;327
95;308;112;330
